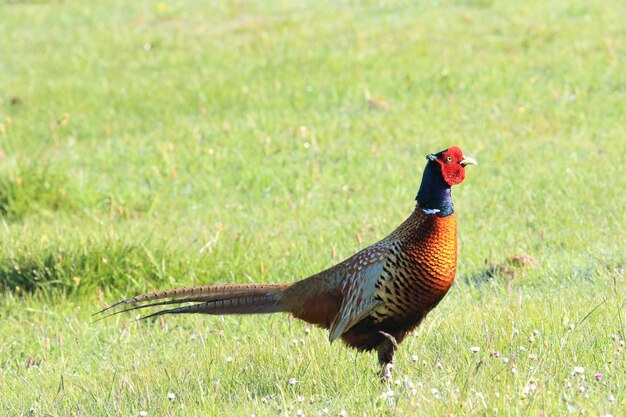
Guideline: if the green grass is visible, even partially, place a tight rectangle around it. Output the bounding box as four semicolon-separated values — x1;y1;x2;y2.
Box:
1;0;624;415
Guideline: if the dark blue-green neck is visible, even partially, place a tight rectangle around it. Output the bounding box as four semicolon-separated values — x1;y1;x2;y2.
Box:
415;161;454;217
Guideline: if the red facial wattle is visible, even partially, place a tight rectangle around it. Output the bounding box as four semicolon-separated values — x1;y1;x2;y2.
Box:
436;146;466;186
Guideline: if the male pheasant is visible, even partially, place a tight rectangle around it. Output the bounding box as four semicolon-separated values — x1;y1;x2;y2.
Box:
97;146;476;377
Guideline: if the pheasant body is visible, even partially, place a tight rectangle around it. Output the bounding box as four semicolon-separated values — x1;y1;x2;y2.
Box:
97;146;476;377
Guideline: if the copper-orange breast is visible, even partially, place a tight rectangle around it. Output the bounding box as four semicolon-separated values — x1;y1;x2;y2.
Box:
371;211;458;322
405;212;458;295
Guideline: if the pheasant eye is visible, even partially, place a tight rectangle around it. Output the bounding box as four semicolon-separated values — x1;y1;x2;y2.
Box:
445;155;453;163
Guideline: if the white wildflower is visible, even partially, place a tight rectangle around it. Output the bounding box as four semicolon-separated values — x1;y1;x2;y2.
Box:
381;390;394;400
523;384;536;394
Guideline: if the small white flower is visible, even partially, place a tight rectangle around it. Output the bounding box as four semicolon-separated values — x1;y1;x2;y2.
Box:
288;378;297;385
304;327;310;334
226;356;233;363
430;388;439;395
381;390;394;400
579;385;586;393
573;366;585;375
533;329;540;336
139;412;148;417
339;409;347;416
411;354;419;362
511;367;517;374
167;392;176;400
523;384;536;394
503;357;510;364
296;395;305;403
608;394;615;402
470;346;480;353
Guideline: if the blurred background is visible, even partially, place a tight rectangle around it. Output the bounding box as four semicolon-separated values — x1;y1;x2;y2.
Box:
2;0;622;294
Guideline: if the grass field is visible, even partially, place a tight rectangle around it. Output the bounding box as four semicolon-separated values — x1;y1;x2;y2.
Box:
1;0;625;415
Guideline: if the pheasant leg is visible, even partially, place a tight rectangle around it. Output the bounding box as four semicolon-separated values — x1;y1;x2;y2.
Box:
377;331;399;381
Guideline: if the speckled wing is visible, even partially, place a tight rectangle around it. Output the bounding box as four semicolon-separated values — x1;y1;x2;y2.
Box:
328;244;390;342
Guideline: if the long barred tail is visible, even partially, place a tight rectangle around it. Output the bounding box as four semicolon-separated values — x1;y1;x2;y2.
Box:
94;283;291;321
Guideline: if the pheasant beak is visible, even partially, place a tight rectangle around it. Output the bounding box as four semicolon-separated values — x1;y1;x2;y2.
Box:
460;155;477;167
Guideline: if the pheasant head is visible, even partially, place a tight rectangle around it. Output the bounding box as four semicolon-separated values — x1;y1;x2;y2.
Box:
416;146;476;216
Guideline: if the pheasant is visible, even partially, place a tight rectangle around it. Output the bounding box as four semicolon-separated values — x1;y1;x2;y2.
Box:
96;146;476;377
